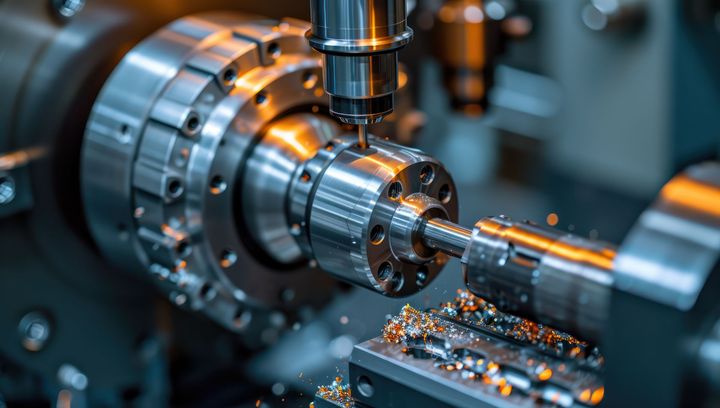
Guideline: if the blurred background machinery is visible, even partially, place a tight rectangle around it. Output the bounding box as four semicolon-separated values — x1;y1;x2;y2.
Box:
0;0;719;407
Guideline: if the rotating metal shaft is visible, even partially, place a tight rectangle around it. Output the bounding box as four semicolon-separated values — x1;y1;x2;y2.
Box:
419;215;617;343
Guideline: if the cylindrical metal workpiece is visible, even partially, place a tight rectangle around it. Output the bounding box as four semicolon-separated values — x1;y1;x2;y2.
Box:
307;0;413;124
461;216;616;342
421;217;472;258
305;138;457;296
242;114;341;265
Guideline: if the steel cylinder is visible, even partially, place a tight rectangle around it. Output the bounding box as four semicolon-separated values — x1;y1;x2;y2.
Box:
307;0;413;124
461;216;616;342
305;139;457;296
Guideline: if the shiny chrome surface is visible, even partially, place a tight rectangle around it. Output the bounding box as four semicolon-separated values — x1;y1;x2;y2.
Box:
614;162;720;309
421;217;472;258
306;138;458;296
242;113;340;265
308;0;413;53
460;216;616;342
413;212;616;342
82;14;335;331
307;0;413;127
389;193;449;264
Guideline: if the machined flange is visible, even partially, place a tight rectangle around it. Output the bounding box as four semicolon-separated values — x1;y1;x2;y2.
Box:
82;13;336;334
306;139;459;296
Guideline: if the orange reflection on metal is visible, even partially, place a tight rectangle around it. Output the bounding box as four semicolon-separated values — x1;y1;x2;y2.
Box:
537;367;553;381
590;387;605;405
480;219;616;271
265;127;313;160
0;147;47;170
661;174;720;218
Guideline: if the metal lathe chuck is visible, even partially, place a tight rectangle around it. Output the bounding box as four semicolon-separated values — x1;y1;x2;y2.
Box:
81;13;459;332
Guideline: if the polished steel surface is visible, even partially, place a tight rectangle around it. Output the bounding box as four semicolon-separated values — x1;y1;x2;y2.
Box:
413;213;616;342
308;0;413;53
614;162;720;310
307;0;413;127
82;14;335;331
306;138;458;296
421;217;472;258
242;113;340;264
389;193;449;265
460;216;615;342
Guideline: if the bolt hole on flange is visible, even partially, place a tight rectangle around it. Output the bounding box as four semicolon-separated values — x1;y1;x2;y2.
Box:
438;183;452;204
167;179;184;198
220;249;238;268
199;283;216;301
388;181;403;200
378;262;393;280
390;271;404;292
209;175;227;195
370;225;385;245
419;165;435;185
300;170;312;183
255;91;269;106
222;67;237;86
186;115;201;132
302;71;319;89
267;42;281;59
357;375;375;398
233;308;252;329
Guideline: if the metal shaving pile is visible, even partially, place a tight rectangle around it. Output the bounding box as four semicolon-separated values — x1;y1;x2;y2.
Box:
313;376;353;408
382;304;444;344
437;289;603;363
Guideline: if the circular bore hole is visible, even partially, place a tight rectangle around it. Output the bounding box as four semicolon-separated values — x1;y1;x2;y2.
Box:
267;42;281;59
176;241;191;257
120;124;130;135
302;71;319;89
419;165;435;185
209;175;227;195
357;376;375;398
186;115;200;132
220;249;238;268
233;308;252;329
369;225;385;245
391;271;404;292
438;184;452;204
222;67;237;85
300;170;312;183
325;141;335;151
378;262;393;281
388;181;403;200
199;283;216;301
416;265;429;287
167;179;184;198
255;91;268;105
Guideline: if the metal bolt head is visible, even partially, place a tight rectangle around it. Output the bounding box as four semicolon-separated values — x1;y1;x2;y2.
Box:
18;312;51;352
51;0;86;18
0;176;15;205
